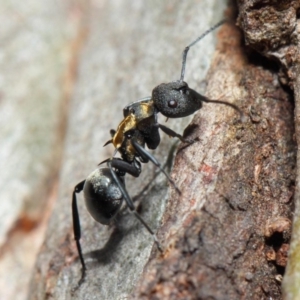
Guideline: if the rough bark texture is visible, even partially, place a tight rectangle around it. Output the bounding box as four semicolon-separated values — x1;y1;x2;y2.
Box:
131;17;295;300
235;1;300;299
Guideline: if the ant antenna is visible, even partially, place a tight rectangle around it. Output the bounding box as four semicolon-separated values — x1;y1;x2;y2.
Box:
180;19;227;81
201;96;244;120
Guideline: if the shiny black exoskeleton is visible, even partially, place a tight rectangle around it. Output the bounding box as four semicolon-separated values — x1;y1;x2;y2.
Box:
72;157;162;283
73;169;123;280
80;168;124;225
72;20;243;283
73;125;180;282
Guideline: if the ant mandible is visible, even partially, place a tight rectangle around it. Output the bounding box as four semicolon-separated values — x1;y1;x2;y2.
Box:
72;19;242;284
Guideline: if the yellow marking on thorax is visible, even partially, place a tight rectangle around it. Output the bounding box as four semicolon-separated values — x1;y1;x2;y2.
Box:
112;114;137;149
135;102;155;122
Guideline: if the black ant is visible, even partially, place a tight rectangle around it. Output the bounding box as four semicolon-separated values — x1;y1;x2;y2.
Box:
72;19;243;284
114;19;243;149
73;128;177;284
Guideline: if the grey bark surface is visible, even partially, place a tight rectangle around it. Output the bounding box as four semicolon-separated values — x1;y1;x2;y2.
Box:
0;1;82;299
28;1;228;300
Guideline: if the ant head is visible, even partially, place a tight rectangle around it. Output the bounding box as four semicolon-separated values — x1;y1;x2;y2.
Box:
152;80;204;118
151;20;228;119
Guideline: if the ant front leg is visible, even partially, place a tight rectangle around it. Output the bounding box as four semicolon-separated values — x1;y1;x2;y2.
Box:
131;140;181;195
157;123;196;144
107;161;163;252
72;180;87;283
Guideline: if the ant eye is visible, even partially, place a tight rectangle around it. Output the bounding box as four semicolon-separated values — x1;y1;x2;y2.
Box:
168;100;178;108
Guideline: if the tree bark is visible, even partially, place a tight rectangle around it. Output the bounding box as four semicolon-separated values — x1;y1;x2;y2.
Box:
132;10;295;300
235;1;300;299
26;1;298;300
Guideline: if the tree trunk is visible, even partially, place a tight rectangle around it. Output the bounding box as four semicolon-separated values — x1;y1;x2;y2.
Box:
21;1;299;300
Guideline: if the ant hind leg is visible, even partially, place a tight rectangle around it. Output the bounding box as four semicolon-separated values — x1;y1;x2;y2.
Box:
72;180;87;285
107;161;163;252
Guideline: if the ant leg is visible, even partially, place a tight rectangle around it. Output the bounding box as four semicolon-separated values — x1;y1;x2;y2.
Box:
131;140;181;195
110;159;141;177
99;158;141;177
72;180;87;283
157;123;195;144
133;212;163;252
107;162;162;252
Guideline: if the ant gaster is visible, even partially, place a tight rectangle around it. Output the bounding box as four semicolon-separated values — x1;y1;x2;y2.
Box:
72;19;243;284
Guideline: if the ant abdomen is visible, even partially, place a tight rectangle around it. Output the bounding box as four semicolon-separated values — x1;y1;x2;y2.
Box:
83;168;124;225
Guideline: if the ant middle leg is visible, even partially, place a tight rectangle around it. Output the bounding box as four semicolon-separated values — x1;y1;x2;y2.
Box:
131;140;181;195
157;123;195;144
